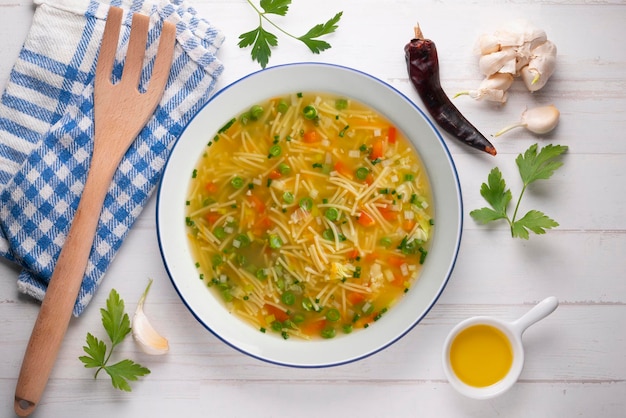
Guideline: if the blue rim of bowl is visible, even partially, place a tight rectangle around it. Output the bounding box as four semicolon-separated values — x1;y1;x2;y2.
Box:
156;62;463;368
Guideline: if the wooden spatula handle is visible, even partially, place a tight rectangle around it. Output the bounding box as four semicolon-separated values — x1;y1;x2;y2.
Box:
14;158;117;417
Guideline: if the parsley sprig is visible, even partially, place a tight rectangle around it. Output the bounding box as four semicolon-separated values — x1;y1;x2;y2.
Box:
79;289;150;391
239;0;343;68
470;143;568;239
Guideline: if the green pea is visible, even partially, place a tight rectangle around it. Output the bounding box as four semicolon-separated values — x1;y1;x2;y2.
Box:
303;105;318;120
356;167;369;180
250;104;264;120
324;207;339;222
281;291;296;306
278;163;291;175
321;326;336;339
277;99;289;114
231;176;244;189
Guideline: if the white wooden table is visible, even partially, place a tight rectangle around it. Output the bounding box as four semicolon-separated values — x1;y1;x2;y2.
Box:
1;1;625;417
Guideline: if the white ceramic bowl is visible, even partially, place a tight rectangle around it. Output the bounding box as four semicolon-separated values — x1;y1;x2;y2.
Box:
156;63;462;367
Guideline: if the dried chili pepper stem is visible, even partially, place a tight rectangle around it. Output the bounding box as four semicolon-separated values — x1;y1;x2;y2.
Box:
405;24;497;156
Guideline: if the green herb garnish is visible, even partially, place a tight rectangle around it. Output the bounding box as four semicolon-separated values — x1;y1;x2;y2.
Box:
470;143;568;239
238;0;343;68
79;289;150;392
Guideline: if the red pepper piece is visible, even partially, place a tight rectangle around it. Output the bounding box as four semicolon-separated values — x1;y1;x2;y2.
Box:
404;25;496;156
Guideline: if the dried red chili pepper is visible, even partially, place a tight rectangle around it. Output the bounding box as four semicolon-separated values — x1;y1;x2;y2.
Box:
404;25;497;156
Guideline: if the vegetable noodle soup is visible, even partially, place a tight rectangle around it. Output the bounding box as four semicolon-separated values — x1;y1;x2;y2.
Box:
185;92;433;340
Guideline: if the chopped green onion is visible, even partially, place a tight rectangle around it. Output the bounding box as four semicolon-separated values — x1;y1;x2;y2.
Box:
231;176;245;189
218;117;236;134
256;268;268;281
269;234;283;249
211;254;223;267
234;234;251;248
303;105;318;120
299;197;313;211
283;191;295;204
342;324;353;334
355;167;369;180
322;229;334;241
404;173;415;182
335;98;348;110
379;237;392;248
268;144;282;158
302;298;314;311
325;308;341;322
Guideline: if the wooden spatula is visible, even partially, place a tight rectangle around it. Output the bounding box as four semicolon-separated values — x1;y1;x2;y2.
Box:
14;7;176;416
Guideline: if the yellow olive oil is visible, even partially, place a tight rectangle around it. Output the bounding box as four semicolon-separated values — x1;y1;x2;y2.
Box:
449;324;513;387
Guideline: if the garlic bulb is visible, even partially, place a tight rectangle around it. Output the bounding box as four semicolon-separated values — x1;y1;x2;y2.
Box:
133;279;169;355
463;20;557;102
494;104;560;137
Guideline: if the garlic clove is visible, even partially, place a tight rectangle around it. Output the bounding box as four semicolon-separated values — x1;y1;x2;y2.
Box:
521;40;557;92
455;73;514;103
479;47;517;76
476;33;501;55
493;19;547;48
494;104;560;137
133;279;169;355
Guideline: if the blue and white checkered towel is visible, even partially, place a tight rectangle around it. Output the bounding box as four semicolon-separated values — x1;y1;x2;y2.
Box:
0;0;224;316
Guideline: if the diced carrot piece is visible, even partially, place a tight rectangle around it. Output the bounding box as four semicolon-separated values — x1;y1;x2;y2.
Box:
301;319;327;336
303;130;318;143
268;169;282;180
347;248;360;260
204;212;221;225
246;194;266;213
402;218;416;232
264;304;289;322
347;292;366;306
252;215;272;236
387;255;407;268
388;126;397;144
364;252;378;263
377;205;398;221
357;211;375;227
370;138;384;160
334;161;353;179
205;182;218;193
365;173;374;186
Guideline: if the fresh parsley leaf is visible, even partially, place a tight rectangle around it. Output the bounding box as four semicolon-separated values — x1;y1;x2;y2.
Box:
105;359;151;392
298;12;343;54
511;210;560;239
101;288;131;347
517;143;568;184
240;0;342;68
79;289;150;391
260;0;290;15
480;167;512;217
238;27;278;70
79;332;107;369
470;143;568;239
